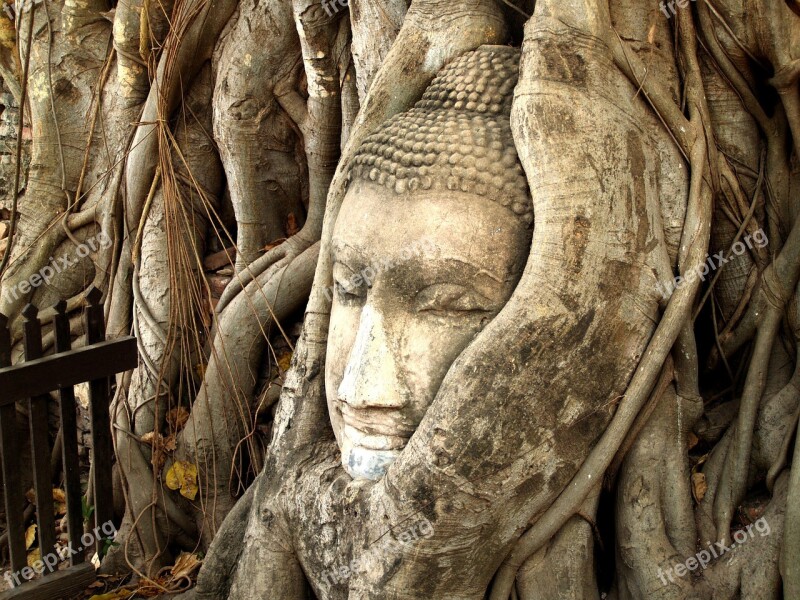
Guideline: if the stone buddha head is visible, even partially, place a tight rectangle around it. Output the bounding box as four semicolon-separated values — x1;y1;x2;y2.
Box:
326;46;532;480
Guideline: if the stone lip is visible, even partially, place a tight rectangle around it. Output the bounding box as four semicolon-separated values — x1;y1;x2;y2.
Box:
343;423;409;451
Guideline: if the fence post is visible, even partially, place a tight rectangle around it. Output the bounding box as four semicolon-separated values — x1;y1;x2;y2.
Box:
53;300;85;566
21;304;57;575
83;287;113;554
0;312;27;581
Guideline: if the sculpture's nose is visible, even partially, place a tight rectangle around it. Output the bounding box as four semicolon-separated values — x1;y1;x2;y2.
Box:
337;304;406;409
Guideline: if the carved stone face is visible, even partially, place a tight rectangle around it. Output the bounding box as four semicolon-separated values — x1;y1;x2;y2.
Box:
326;179;531;479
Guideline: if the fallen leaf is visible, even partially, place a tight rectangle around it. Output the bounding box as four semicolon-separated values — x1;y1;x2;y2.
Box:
24;489;68;515
134;576;172;597
25;524;37;550
53;489;67;516
165;460;198;501
687;432;699;450
277;352;293;373
166;406;190;432
141;431;157;445
171;552;202;579
163;434;177;452
692;472;707;503
26;547;40;568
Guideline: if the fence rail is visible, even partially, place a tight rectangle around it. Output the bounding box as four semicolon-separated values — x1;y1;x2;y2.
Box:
0;287;137;599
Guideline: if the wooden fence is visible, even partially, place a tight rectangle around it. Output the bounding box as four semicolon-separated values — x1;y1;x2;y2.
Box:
0;288;137;599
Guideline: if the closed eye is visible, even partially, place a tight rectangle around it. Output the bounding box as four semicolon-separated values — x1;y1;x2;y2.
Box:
333;262;367;307
335;280;366;306
415;283;493;316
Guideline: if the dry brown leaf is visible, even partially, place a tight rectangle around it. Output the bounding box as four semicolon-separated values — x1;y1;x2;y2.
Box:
277;351;293;373
25;489;68;514
25;524;36;549
142;431;170;470
163;434;177;452
153;453;167;471
687;432;699;450
692;472;707;503
171;552;202;579
53;488;67;516
134;576;172;597
26;547;40;568
166;406;190;432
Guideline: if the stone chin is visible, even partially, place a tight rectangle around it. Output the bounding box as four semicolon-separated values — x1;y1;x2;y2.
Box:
327;45;531;483
342;438;402;480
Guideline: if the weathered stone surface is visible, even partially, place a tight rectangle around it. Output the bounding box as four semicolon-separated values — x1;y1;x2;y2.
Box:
348;46;532;224
328;45;532;481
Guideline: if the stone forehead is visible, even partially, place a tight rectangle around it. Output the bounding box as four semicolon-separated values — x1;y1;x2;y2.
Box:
347;46;532;225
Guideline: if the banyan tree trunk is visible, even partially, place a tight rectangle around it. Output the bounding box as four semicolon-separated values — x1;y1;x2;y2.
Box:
0;0;797;598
